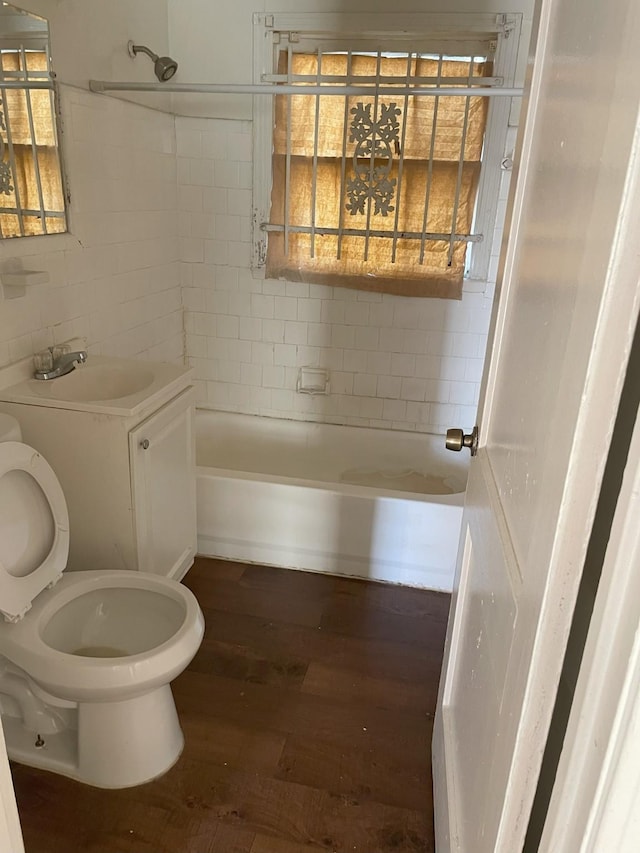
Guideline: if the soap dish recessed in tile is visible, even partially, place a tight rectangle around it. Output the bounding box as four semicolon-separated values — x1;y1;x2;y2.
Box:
297;366;330;395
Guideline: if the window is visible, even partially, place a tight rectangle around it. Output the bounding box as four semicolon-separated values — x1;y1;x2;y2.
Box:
0;3;67;239
253;13;521;299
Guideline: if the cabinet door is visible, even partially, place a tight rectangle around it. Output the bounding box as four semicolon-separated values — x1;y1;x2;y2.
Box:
129;388;197;579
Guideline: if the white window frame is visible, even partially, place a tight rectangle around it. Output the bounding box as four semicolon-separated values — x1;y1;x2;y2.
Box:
252;11;522;282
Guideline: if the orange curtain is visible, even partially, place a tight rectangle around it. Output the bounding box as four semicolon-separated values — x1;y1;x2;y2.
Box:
266;53;490;299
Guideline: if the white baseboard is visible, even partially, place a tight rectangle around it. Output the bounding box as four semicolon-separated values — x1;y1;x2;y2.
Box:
197;533;454;591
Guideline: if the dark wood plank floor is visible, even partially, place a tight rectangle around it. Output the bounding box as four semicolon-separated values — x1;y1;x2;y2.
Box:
11;558;450;853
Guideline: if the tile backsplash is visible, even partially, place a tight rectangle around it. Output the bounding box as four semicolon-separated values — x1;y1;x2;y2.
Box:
0;86;182;369
179;117;514;433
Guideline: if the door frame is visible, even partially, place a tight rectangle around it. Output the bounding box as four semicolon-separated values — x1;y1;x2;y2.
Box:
539;358;640;850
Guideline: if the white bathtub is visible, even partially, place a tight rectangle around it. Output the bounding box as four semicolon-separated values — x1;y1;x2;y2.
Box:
196;411;468;591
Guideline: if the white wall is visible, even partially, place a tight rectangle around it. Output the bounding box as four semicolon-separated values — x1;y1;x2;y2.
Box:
0;0;182;368
50;0;173;113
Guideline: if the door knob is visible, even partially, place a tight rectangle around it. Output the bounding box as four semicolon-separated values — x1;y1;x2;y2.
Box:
140;438;150;450
446;426;478;456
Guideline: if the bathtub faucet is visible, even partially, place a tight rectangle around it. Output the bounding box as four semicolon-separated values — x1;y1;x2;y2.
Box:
34;348;88;381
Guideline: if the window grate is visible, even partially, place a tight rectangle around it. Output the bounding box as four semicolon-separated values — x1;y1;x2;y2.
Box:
252;12;523;294
264;49;493;286
0;46;66;238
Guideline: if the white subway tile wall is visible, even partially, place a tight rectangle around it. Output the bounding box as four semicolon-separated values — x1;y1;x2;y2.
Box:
179;116;517;433
0;87;181;367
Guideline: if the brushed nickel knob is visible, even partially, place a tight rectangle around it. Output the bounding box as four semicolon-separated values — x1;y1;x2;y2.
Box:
446;426;478;456
140;438;150;450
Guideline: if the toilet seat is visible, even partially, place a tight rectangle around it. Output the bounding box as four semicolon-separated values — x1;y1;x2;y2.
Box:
0;569;204;702
0;441;69;622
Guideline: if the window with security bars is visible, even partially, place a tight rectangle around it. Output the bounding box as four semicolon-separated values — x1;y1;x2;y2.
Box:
0;45;66;238
253;14;521;299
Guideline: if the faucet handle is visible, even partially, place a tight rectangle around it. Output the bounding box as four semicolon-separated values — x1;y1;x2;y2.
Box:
51;343;71;361
33;348;54;373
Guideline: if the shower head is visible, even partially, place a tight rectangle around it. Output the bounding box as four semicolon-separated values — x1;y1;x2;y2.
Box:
127;41;178;82
154;54;178;82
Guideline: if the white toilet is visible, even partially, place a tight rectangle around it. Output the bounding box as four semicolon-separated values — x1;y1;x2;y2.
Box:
0;413;204;788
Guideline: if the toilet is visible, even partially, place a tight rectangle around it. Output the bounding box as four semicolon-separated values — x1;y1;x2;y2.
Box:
0;413;204;788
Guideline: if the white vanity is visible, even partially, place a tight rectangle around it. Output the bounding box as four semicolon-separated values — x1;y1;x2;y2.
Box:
0;355;196;580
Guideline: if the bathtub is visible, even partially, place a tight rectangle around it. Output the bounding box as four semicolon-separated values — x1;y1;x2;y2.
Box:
196;411;468;591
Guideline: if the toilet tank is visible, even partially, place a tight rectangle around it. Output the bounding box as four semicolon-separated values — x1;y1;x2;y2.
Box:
0;413;21;442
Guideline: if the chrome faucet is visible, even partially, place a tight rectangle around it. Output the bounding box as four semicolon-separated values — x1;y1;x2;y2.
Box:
34;349;88;381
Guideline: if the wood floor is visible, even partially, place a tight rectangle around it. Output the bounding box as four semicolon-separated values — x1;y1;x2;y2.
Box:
10;558;451;853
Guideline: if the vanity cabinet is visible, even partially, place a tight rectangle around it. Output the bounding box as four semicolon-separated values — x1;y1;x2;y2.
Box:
0;360;197;580
129;390;196;577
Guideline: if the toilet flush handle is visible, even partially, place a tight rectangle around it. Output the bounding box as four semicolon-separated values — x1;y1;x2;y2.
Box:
140;438;150;450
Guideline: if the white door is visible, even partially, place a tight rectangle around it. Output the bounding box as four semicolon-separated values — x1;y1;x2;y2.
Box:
432;0;640;849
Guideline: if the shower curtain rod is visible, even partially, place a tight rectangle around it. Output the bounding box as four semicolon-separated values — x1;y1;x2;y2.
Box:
88;80;523;97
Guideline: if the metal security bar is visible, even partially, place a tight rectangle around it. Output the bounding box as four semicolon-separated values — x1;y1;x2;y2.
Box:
283;42;292;257
262;224;482;242
336;50;353;261
363;52;382;262
0;48;62;238
19;46;46;229
266;48;495;263
447;57;475;267
0;79;52;88
390;53;414;264
263;73;503;86
420;55;443;264
309;47;322;257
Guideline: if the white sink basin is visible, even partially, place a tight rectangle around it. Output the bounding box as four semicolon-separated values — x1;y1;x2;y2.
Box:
0;356;193;417
28;363;155;403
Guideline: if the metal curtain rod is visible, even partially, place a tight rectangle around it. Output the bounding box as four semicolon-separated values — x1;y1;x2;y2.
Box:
89;80;523;97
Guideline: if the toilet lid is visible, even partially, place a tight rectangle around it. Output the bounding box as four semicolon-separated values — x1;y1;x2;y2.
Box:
0;441;69;621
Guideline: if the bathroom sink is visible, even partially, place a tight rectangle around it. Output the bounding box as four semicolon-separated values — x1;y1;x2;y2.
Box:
0;355;193;417
28;363;155;403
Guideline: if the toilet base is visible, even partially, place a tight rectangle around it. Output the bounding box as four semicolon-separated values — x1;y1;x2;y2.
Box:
4;685;184;788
